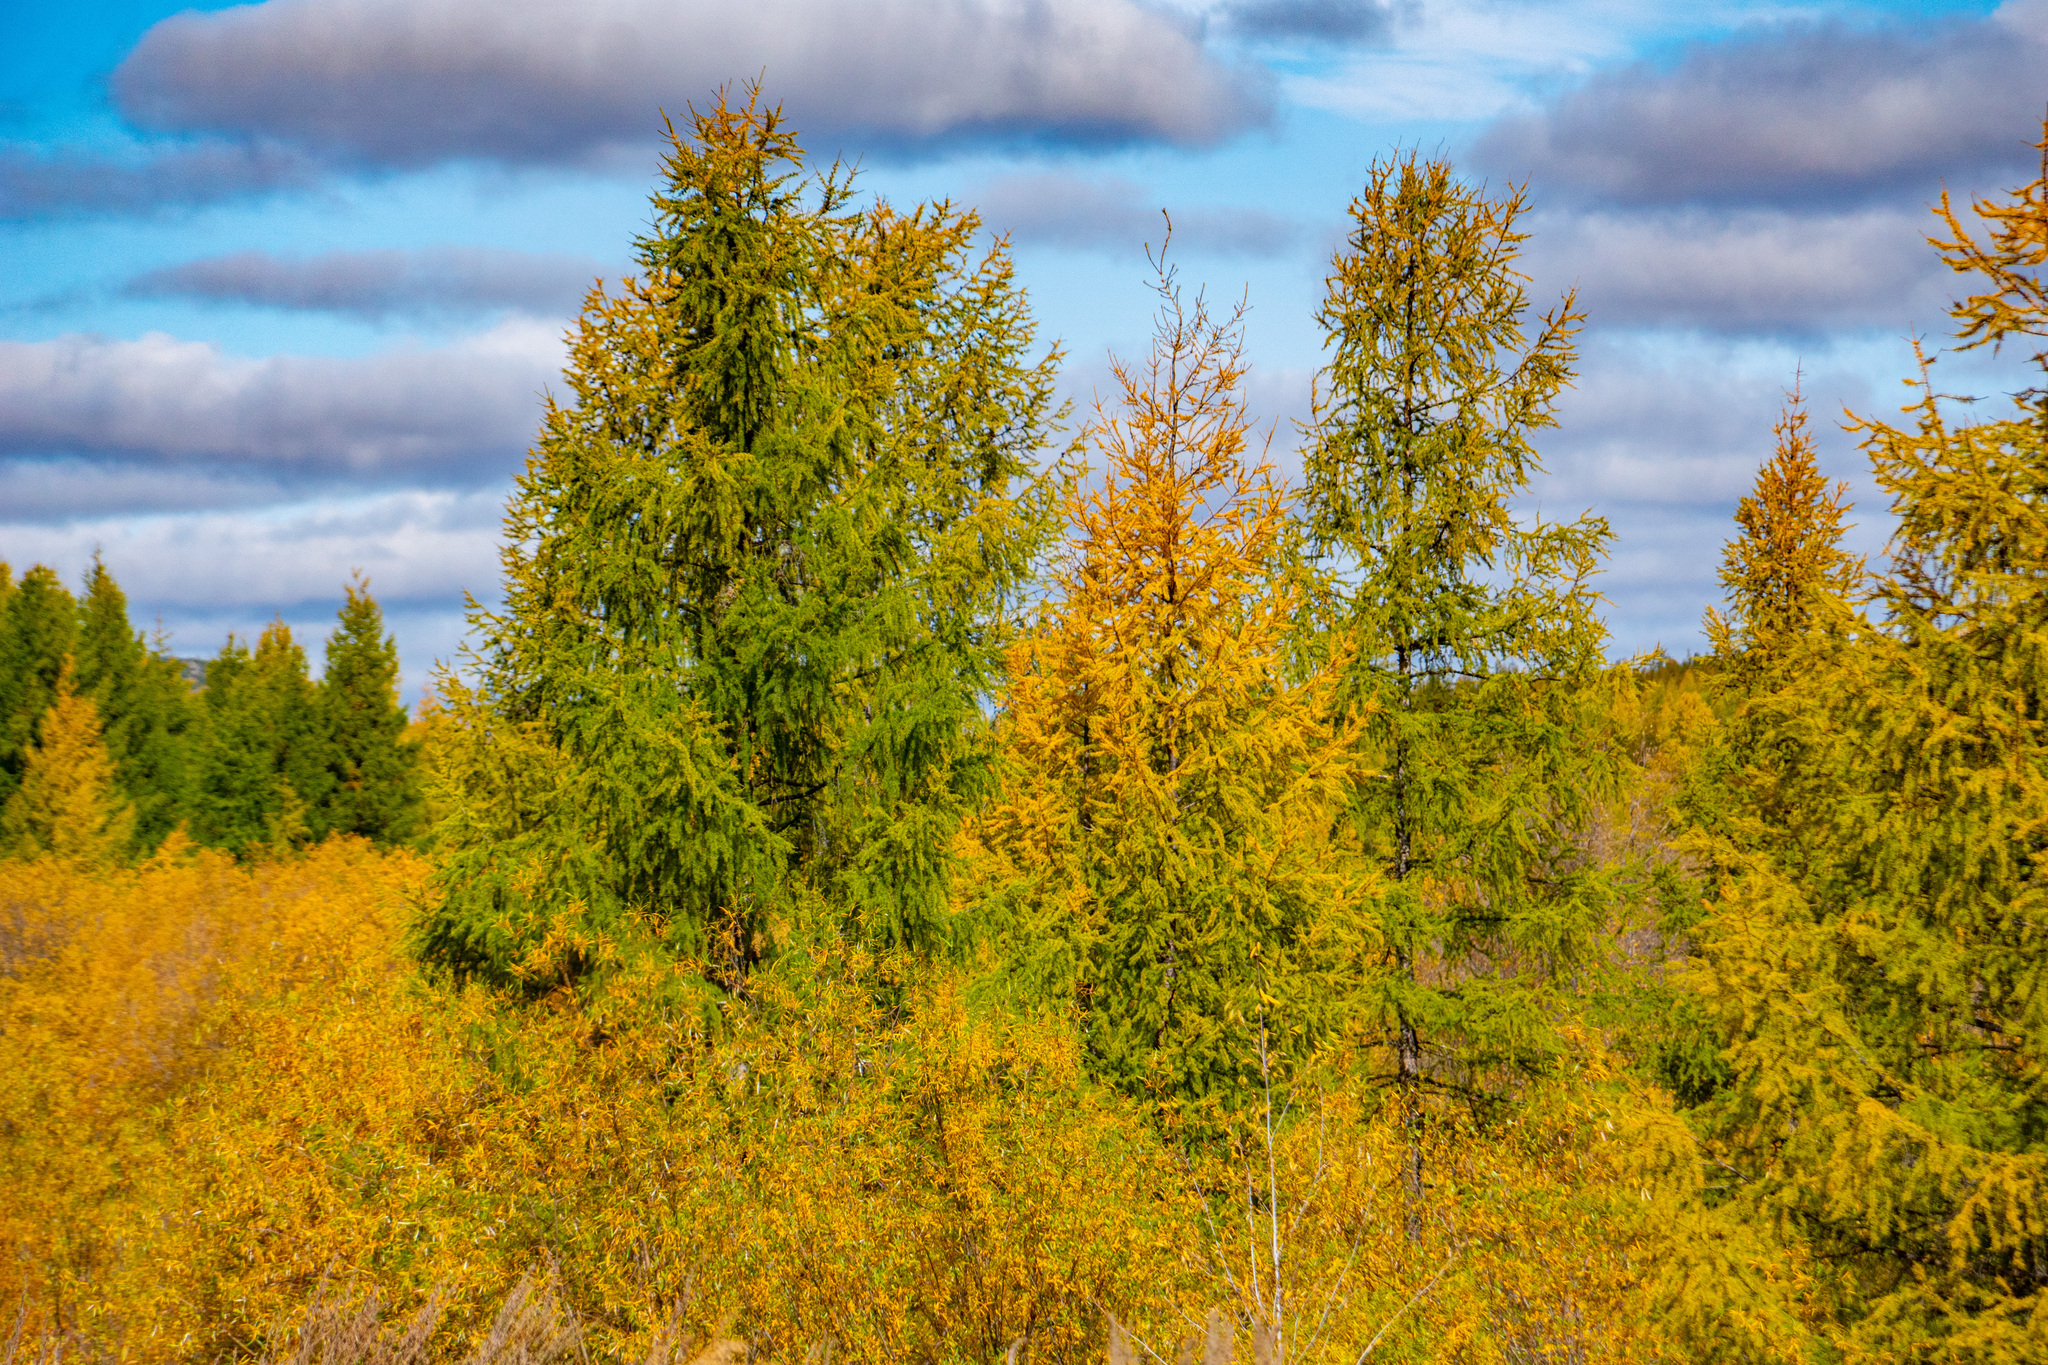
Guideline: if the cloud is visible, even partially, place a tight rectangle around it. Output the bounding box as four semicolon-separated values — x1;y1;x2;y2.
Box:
1222;0;1400;44
111;0;1270;174
1522;336;1890;655
1521;206;1956;336
0;319;562;496
977;172;1300;255
0;140;322;221
1473;0;2048;207
124;247;607;320
0;488;507;694
0;460;295;522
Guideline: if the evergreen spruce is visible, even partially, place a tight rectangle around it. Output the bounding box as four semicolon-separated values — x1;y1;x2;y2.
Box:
1299;153;1616;1232
73;559;200;853
0;565;79;809
195;622;327;854
314;577;421;843
420;87;1061;991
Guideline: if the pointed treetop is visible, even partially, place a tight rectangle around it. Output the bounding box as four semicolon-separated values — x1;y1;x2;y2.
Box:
1707;380;1861;670
0;660;135;866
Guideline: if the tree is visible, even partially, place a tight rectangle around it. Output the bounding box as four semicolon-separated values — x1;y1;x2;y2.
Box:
195;622;328;854
0;663;134;866
314;577;421;844
0;565;78;810
1702;384;1863;678
419;86;1061;992
73;558;200;853
1675;116;2048;1360
965;249;1373;1106
1299;153;1616;1233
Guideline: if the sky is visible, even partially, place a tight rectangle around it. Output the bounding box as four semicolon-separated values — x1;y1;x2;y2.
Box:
2;0;2044;698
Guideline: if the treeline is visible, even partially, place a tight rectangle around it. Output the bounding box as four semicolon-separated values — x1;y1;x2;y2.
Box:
0;565;422;859
3;88;2044;1365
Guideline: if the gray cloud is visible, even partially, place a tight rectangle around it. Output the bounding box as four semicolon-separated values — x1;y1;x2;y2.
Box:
1522;206;1956;337
0;320;562;493
0;460;295;522
1222;0;1400;44
0;139;322;221
1474;0;2048;207
112;0;1269;173
124;246;607;320
977;172;1300;255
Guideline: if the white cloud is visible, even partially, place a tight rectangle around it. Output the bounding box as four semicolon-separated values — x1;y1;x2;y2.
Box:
1474;0;2048;206
1521;205;1955;336
0;319;563;489
112;0;1270;172
0;488;509;696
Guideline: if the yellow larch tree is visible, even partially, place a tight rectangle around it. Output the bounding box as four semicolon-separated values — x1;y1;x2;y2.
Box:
0;661;134;866
966;245;1375;1110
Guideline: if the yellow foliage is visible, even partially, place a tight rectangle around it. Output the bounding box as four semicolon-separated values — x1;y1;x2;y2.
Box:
0;836;429;1344
0;662;135;864
1;827;1685;1364
965;249;1374;1105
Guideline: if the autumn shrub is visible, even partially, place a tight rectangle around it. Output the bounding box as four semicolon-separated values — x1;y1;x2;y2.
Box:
3;826;1685;1365
0;836;432;1347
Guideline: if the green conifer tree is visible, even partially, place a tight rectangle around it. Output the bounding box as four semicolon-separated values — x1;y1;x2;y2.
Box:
195;621;328;854
1299;153;1616;1233
1673;117;2048;1361
0;565;79;809
72;558;200;852
314;576;421;843
419;86;1061;991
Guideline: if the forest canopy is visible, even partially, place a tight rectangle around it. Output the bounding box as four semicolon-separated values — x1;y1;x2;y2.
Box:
3;88;2045;1365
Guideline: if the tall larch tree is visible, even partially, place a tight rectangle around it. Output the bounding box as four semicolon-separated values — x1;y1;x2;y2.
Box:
1675;116;2048;1362
73;558;200;853
419;86;1061;993
965;250;1374;1107
1299;153;1616;1234
314;577;421;843
0;663;134;866
0;566;78;810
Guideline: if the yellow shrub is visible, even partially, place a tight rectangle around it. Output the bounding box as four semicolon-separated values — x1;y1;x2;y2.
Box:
4;839;1676;1364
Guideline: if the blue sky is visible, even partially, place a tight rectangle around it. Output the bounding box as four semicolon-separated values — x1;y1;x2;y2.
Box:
2;0;2042;697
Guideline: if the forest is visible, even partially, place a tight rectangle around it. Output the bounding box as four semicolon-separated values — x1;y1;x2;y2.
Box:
2;89;2044;1364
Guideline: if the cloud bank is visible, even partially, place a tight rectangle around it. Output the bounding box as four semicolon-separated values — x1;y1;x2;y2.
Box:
1476;0;2048;206
112;0;1270;172
0;320;562;496
125;247;607;320
1521;206;1955;336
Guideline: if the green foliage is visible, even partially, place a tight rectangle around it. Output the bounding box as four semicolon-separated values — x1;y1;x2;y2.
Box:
1298;154;1619;1179
195;621;329;854
73;558;201;853
0;563;79;809
315;576;422;844
420;86;1061;992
